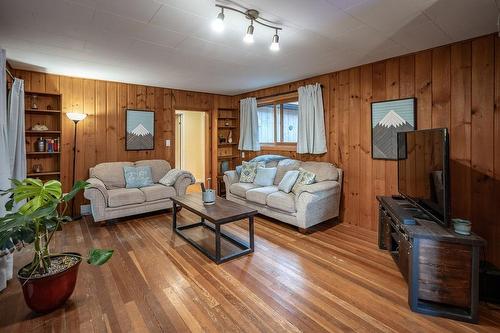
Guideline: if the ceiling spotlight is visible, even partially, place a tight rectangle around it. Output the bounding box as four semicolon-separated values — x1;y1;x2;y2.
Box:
270;30;280;51
212;8;224;32
243;20;254;43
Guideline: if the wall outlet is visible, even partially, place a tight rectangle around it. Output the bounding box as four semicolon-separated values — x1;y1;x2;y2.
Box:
165;139;171;147
80;204;91;216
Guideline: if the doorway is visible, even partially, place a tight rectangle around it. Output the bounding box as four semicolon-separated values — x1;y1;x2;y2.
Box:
175;110;207;188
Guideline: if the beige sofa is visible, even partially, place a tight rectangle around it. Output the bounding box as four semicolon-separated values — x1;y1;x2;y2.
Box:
84;160;194;222
223;159;342;231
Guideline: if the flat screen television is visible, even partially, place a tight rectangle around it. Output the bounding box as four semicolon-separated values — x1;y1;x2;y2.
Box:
397;128;450;227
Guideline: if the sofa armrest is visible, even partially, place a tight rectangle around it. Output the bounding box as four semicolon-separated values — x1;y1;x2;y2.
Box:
84;178;108;204
295;181;340;197
223;170;238;190
174;173;195;196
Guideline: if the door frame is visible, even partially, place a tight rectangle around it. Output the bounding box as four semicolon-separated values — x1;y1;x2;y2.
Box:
173;107;212;187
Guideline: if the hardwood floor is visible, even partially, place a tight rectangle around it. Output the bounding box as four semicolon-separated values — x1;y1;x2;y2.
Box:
1;210;499;332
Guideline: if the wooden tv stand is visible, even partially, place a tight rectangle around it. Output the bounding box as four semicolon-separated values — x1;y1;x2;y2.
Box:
377;196;486;323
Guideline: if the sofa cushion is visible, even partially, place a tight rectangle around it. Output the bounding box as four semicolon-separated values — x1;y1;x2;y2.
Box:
90;162;134;189
108;188;146;207
300;161;339;182
278;170;300;193
254;167;277;186
266;191;296;213
140;184;176;202
124;166;154;188
274;159;302;185
135;160;171;183
292;168;316;194
229;182;260;198
246;186;279;205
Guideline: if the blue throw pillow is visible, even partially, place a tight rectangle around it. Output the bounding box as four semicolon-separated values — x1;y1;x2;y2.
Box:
253;167;277;187
123;166;154;188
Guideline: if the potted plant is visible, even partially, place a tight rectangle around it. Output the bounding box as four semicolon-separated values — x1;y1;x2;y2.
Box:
0;178;113;313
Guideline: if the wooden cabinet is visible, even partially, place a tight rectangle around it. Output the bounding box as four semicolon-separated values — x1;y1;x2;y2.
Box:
377;196;485;323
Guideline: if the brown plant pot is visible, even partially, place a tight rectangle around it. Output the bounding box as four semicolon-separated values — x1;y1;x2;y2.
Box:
17;252;82;313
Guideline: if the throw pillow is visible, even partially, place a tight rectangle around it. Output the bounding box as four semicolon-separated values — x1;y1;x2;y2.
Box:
239;161;264;183
123;166;154;188
291;168;316;194
278;170;300;193
159;168;183;186
254;167;277;187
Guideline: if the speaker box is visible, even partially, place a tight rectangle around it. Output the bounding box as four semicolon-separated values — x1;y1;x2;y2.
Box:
479;261;500;304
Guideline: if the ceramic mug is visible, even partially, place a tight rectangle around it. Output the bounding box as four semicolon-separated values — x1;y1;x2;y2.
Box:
452;218;471;235
202;189;216;204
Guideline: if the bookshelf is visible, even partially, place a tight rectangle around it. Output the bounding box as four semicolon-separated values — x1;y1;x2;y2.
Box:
216;107;240;196
24;91;62;181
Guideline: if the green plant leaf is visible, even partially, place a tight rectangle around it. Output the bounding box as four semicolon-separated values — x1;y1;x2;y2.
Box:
63;180;89;202
87;248;113;266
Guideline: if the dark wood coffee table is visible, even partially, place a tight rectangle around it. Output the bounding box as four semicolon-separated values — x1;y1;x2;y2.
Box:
171;193;258;264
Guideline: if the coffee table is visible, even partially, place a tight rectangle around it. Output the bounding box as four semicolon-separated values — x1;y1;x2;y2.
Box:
171;193;258;264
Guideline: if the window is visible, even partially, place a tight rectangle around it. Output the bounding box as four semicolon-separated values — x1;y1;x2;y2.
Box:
257;100;298;145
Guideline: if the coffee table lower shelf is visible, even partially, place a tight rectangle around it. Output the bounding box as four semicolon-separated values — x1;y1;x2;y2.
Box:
172;202;255;264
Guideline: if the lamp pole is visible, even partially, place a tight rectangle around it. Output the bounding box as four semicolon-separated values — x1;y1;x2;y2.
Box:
66;113;87;220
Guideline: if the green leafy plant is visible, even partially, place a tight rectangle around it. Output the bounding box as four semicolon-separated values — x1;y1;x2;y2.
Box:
0;178;113;278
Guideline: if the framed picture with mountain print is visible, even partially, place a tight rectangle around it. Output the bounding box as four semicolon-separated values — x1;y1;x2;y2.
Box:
126;109;155;150
371;98;416;160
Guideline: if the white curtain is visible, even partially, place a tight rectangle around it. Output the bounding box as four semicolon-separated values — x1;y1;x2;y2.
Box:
0;48;10;291
0;49;25;291
297;83;327;154
8;78;26;181
238;97;260;151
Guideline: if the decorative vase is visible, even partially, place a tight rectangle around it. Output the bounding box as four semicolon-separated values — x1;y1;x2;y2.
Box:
31;95;38;109
227;130;233;143
35;137;46;152
0;256;6;291
6;253;13;280
18;252;82;313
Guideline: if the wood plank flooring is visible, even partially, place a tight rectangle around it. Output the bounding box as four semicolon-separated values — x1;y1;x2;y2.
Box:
1;210;499;332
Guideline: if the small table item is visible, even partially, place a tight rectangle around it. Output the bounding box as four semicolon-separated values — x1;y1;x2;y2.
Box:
171;193;258;264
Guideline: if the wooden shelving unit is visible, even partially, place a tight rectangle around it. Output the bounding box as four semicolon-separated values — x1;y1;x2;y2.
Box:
216;107;240;196
24;91;62;181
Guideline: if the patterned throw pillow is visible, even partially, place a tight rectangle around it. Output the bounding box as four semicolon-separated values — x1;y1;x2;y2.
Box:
159;168;183;186
291;168;316;194
239;161;265;183
123;166;154;188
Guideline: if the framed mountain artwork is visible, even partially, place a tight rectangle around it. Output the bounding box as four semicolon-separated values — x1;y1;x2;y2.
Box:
371;98;416;160
126;109;155;150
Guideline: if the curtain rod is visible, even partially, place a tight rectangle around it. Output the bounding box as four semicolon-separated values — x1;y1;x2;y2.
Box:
254;84;324;101
5;68;15;80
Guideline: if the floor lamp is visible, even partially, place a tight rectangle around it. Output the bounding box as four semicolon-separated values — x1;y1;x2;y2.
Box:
66;112;87;220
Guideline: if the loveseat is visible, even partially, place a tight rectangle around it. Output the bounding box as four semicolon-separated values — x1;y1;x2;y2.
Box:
223;158;342;231
84;160;194;222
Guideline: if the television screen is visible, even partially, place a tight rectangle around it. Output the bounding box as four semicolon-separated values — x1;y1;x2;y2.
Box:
397;128;450;226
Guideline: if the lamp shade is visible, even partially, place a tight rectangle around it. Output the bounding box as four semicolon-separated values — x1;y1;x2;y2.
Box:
66;112;87;122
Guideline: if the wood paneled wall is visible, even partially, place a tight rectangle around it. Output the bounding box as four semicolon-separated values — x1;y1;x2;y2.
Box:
13;69;233;212
237;34;500;266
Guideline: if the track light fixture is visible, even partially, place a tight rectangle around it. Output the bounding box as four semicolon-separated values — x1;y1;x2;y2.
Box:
212;3;282;51
212;7;224;32
270;30;280;51
243;20;255;43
